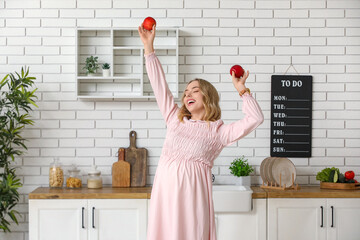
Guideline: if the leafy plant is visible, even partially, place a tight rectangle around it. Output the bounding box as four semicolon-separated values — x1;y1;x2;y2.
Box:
229;156;254;177
102;63;110;70
316;167;340;182
0;67;37;232
83;56;99;75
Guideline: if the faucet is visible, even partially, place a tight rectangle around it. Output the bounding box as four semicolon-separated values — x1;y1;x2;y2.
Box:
212;174;215;183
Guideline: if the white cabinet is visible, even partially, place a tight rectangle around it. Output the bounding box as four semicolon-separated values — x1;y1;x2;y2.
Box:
29;199;148;240
268;198;360;240
215;199;266;240
75;28;179;99
327;199;360;240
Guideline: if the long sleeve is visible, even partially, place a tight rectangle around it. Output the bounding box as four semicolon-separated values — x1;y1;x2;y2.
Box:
145;52;179;125
219;93;264;147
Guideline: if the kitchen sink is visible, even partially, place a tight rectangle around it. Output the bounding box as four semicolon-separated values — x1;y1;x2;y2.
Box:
212;185;253;212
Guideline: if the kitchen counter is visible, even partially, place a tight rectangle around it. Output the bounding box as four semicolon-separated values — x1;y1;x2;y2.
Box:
29;185;360;199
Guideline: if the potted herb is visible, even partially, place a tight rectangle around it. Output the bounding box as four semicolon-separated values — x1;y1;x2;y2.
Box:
102;63;110;77
229;156;254;186
0;67;38;232
83;56;99;76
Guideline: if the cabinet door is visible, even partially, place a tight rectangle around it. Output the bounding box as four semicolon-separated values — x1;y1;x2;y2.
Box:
215;199;266;240
88;199;147;240
327;198;360;240
29;199;87;240
268;198;327;240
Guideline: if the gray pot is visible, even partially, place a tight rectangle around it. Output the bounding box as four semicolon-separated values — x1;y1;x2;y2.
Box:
235;176;251;186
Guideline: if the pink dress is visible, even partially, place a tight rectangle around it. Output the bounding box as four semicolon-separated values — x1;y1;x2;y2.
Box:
145;52;264;240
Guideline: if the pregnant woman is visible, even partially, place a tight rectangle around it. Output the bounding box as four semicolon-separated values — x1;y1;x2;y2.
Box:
138;24;264;240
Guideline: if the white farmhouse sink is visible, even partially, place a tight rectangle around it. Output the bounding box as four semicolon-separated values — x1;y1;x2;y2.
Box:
212;185;253;212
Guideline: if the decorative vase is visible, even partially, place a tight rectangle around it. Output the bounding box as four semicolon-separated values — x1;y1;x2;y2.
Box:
102;69;110;77
235;176;251;186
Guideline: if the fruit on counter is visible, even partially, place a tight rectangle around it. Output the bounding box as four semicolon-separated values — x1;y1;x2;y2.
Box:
338;173;346;183
316;167;340;182
329;170;338;183
345;170;355;180
143;17;156;31
230;65;245;78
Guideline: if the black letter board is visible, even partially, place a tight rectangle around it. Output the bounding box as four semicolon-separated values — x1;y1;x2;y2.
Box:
271;75;312;157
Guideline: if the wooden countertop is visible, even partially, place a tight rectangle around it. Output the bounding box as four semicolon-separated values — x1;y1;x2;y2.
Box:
29;185;360;200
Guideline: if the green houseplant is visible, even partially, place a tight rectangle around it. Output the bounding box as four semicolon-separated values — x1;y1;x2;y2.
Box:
229;156;254;186
102;63;110;77
83;56;99;76
0;67;38;232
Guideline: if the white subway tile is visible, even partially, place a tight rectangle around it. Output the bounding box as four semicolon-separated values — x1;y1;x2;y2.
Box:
185;0;218;8
292;37;326;46
96;120;130;129
41;0;76;8
256;19;289;28
7;19;40;27
27;120;59;129
220;1;254;9
60;120;95;129
327;1;360;9
291;19;325;28
328;111;360;120
221;55;255;64
77;148;111;157
77;19;112;28
78;129;112;138
239;46;273;55
346;102;360;110
113;0;147;8
25;46;59;55
185;37;219;46
346;139;360;147
257;56;291;64
203;9;237;18
149;0;183;8
346;28;360;36
42;129;76;138
275;28;309;37
186;56;220;64
77;0;111;8
292;55;327;64
43;55;75;64
256;1;290;9
327;37;360;46
311;65;345;74
8;56;41;64
6;0;40;8
256;37;290;46
24;9;58;18
27;139;58;148
26;28;60;36
42;19;76;27
204;28;238;37
60;9;94;18
17;167;41;176
220;19;254;28
327;148;360;157
43;92;77;101
184;18;218;27
239;9;272;18
310;157;344;166
275;46;309;55
131;9;165;18
77;111;111;120
311;46;344;55
42;111;75;120
274;9;308;18
36;83;61;92
292;1;325;9
167;9;201;17
112;111;147;119
95;139;128;147
328;130;360;138
329;55;360;64
41;148;75;157
2;9;23;18
60;139;94;147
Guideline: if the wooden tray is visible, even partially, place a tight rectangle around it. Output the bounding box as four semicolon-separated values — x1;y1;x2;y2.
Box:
320;181;360;190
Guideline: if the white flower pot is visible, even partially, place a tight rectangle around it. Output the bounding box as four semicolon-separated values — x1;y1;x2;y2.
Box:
87;72;96;77
102;69;110;77
235;176;251;186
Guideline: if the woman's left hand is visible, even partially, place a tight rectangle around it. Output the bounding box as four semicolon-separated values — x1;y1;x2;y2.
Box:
232;70;249;93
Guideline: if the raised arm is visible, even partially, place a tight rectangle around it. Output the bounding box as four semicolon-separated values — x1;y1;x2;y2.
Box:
138;24;178;125
219;93;264;146
219;70;264;146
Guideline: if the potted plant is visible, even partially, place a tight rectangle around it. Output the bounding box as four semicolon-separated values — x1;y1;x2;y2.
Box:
0;67;38;232
83;56;99;76
102;63;110;77
229;156;254;186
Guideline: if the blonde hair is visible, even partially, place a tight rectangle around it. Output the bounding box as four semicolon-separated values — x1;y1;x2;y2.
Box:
178;78;221;127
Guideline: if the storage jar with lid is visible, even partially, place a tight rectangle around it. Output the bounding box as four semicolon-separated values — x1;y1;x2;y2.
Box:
66;165;82;188
49;158;64;188
87;165;103;189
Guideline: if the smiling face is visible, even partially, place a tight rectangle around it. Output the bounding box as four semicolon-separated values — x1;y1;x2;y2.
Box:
183;80;205;118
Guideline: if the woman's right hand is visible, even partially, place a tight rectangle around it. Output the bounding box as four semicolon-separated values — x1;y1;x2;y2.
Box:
138;23;155;55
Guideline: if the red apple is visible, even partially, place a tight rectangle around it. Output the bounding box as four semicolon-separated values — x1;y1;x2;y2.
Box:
230;65;245;78
345;171;355;180
143;17;156;31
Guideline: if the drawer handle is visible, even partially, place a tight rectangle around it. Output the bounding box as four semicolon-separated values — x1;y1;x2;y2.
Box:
82;207;85;229
92;207;95;228
320;206;324;228
331;206;334;228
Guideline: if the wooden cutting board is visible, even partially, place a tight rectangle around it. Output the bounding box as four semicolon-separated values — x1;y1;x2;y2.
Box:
125;131;147;187
320;181;360;190
112;148;131;187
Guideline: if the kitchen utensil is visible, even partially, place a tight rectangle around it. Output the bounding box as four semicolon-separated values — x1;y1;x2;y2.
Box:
125;131;147;187
271;157;296;188
112;148;131;187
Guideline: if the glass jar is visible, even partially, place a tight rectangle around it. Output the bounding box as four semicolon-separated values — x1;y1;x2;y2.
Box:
49;158;64;188
87;165;103;189
66;165;82;188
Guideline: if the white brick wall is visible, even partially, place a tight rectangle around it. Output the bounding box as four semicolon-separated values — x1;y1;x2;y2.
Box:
1;0;360;238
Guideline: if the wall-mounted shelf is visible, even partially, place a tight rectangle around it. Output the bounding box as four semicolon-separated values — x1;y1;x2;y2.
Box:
75;28;179;99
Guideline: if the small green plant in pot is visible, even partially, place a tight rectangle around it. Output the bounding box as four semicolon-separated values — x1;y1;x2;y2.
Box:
83;56;99;76
229;156;254;186
102;63;110;77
